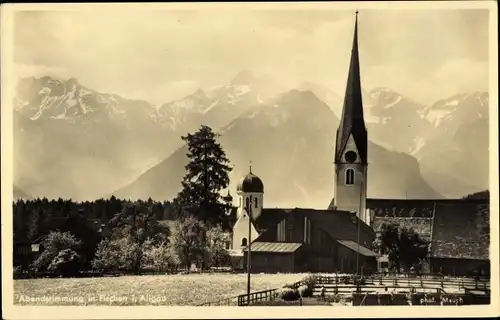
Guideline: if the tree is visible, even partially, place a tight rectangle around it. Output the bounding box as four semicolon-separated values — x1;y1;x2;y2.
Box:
141;236;180;272
174;125;233;227
169;215;207;270
104;203;165;274
205;225;231;268
59;210;101;269
372;223;429;273
27;209;42;242
91;238;124;272
92;237;141;272
32;231;82;273
463;190;489;200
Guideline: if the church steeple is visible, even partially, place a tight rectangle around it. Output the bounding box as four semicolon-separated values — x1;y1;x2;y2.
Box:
331;11;368;224
335;11;367;164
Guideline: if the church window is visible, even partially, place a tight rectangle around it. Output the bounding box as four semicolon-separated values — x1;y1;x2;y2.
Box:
245;197;250;210
241;238;248;247
255;197;259;209
345;168;355;185
239;197;242;207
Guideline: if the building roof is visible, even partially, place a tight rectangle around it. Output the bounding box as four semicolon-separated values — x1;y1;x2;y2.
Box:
293;208;375;243
236;168;264;193
242;242;303;253
251;208;375;252
335;12;367;164
367;198;489;260
253;208;294;233
431;201;489;260
337;239;378;257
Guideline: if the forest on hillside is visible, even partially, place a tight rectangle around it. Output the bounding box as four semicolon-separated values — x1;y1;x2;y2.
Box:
462;190;489;200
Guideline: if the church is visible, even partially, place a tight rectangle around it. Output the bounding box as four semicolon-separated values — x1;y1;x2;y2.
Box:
228;13;490;276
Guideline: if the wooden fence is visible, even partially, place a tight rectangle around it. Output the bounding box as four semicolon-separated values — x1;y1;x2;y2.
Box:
235;279;304;306
230;275;490;307
237;288;279;306
315;275;489;289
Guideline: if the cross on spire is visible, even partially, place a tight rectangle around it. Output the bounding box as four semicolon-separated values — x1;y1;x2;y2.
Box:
249;160;252;173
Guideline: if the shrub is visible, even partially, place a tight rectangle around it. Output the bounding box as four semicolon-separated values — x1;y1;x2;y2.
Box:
302;274;318;288
47;248;81;277
277;287;300;301
298;285;313;298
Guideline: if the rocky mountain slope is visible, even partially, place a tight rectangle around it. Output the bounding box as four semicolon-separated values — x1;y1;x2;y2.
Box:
12;73;284;200
13;72;488;202
299;82;489;198
113;90;442;207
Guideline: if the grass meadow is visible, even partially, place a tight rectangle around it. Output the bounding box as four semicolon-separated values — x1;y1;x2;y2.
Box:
14;273;308;306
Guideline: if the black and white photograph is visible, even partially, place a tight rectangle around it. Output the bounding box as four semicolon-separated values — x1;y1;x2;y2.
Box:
1;1;498;319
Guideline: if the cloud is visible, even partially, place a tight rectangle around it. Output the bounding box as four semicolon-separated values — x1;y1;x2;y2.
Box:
12;8;490;104
433;59;489;96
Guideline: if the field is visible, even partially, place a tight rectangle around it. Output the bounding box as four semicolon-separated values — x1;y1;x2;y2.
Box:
14;273;307;306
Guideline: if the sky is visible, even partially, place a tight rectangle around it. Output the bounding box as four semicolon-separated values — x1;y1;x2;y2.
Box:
13;6;490;105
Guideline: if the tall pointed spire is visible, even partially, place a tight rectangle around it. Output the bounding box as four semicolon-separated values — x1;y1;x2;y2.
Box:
335;11;367;164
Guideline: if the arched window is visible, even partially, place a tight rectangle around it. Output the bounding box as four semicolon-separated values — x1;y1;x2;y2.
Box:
241;238;248;247
245;197;250;209
345;168;355;185
254;197;259;209
239;196;242;207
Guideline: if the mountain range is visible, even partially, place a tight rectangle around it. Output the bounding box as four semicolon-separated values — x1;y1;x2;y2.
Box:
12;72;489;206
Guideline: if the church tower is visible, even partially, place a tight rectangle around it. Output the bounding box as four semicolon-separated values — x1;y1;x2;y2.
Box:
333;12;368;223
236;165;264;220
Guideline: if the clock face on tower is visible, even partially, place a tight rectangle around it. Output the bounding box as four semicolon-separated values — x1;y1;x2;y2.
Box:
344;151;357;163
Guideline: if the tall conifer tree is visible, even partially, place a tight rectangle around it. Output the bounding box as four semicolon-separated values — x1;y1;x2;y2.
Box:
174;125;232;226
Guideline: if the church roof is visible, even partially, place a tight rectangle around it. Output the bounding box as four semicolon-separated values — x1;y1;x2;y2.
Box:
242;242;303;253
253;208;294;233
251;207;374;249
335;12;367;164
293;208;375;242
236;168;264;193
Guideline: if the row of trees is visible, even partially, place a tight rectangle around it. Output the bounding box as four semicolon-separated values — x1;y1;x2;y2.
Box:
15;125;237;276
28;212;232;276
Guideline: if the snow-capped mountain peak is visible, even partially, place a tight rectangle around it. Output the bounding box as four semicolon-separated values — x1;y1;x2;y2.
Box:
421;91;488;129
